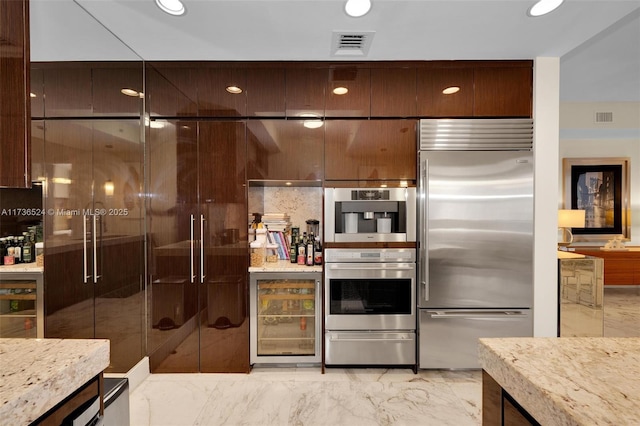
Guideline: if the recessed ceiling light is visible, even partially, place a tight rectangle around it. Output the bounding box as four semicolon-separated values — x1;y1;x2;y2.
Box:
226;86;243;94
333;87;349;95
345;0;371;18
156;0;185;16
527;0;564;17
442;86;460;95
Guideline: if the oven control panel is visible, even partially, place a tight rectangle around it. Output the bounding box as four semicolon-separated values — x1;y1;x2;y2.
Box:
324;248;416;263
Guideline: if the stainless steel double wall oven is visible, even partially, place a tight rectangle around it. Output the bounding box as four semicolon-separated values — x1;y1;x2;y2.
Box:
323;187;417;367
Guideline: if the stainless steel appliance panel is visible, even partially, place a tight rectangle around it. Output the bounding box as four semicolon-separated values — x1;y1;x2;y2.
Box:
325;331;415;365
324;258;416;331
418;309;532;369
418;150;533;309
325;187;416;243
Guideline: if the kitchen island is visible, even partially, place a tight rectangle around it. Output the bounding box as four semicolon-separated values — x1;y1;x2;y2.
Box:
0;338;110;425
478;337;640;425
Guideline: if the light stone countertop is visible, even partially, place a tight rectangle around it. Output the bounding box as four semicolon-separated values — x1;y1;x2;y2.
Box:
0;263;43;273
249;260;322;273
0;338;110;425
478;337;640;425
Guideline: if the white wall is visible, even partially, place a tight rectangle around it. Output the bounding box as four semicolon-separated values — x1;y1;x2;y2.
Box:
533;57;561;337
559;102;640;245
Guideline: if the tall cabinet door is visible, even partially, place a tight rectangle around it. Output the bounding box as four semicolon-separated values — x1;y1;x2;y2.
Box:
148;120;249;373
43;119;145;373
148;119;199;373
198;121;248;373
91;119;145;372
43;120;95;340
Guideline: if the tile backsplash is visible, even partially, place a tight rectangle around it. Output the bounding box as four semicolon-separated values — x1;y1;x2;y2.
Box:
248;186;323;237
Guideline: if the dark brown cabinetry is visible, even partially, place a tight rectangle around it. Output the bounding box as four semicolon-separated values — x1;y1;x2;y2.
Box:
474;65;532;117
146;64;198;117
148;120;249;373
325;67;370;117
92;65;144;116
197;67;247;116
41;118;145;374
246;67;286;117
285;68;326;118
371;68;417;117
0;0;30;188
483;370;538;425
247;120;324;181
417;67;474;117
33;63;144;118
41;65;93;116
324;120;417;181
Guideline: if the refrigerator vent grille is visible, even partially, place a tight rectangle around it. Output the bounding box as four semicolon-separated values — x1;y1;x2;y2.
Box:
419;119;533;151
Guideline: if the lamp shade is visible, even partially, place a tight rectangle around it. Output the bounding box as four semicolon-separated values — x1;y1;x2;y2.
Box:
558;209;586;228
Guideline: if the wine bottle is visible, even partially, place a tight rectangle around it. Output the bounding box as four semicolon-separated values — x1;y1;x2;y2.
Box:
297;238;306;265
290;235;298;263
306;233;314;266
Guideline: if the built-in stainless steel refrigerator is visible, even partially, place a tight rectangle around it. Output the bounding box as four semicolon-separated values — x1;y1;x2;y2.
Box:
417;119;534;369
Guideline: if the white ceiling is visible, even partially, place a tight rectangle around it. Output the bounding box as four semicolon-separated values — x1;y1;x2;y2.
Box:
30;0;640;102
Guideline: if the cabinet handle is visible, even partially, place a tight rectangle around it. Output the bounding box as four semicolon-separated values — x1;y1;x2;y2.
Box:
190;214;196;283
94;214;102;283
83;216;91;283
200;215;206;283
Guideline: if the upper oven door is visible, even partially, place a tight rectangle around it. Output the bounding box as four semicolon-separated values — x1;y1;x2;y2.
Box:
324;187;416;243
324;261;416;331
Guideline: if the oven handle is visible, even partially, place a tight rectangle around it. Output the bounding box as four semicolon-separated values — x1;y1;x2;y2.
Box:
326;264;415;271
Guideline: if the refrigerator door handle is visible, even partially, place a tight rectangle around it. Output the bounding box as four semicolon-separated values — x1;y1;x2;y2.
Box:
419;155;429;302
427;310;529;319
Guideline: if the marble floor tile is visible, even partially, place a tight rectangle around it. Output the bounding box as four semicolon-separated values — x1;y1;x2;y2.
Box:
129;286;639;425
131;369;482;426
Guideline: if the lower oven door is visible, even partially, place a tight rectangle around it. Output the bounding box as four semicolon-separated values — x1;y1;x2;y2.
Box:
324;262;416;331
325;331;416;365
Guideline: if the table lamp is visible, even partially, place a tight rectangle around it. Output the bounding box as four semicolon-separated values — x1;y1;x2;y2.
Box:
558;209;586;247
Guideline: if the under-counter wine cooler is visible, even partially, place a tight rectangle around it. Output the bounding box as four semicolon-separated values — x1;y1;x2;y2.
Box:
250;272;321;365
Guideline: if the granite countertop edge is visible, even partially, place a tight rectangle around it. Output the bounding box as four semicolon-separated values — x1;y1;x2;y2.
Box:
0;338;110;425
478;337;640;426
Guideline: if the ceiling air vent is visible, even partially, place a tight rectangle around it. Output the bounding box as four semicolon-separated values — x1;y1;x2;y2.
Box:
331;31;375;57
595;111;614;123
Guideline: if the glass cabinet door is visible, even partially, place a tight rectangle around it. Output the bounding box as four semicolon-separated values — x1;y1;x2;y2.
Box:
250;273;321;364
0;273;43;338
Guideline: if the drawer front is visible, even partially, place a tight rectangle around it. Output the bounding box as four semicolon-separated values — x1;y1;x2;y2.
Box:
325;331;415;365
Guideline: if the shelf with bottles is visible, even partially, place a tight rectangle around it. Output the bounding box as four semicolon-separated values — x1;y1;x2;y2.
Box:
0;273;43;338
0;282;37;300
250;272;321;363
0;283;37;338
258;318;316;355
258;282;316;312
